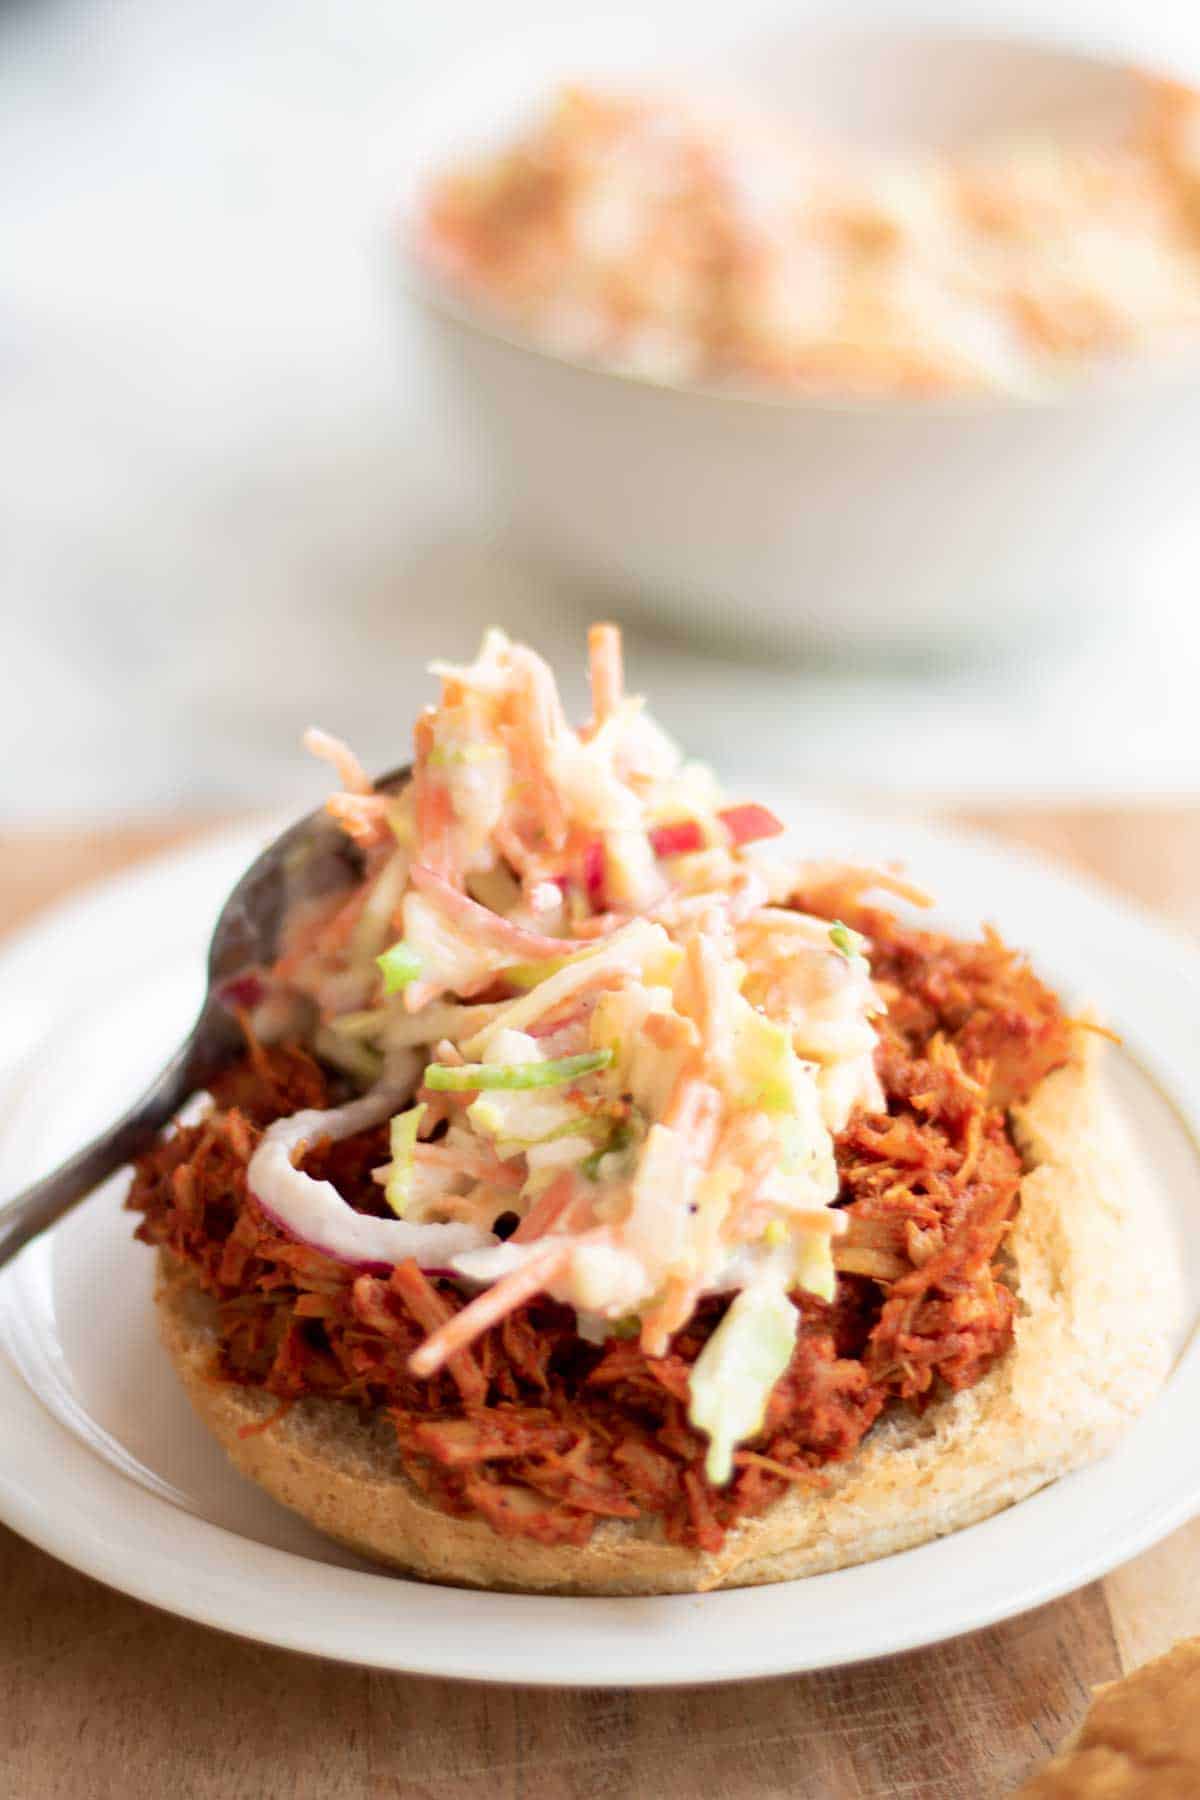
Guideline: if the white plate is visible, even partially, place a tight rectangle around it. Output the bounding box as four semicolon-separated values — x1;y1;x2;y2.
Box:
0;809;1198;1687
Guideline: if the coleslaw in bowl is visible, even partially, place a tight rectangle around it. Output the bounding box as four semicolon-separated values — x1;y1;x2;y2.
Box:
389;19;1200;652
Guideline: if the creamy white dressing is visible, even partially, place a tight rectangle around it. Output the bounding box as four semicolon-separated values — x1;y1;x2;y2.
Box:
247;1090;494;1268
281;623;897;1478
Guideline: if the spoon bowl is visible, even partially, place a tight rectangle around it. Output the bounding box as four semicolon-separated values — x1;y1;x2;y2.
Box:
0;767;410;1266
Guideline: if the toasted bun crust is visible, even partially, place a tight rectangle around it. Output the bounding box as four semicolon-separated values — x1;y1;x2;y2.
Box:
155;1035;1174;1593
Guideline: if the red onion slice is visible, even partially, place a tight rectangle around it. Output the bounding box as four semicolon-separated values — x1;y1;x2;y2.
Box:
216;970;268;1011
247;1087;494;1271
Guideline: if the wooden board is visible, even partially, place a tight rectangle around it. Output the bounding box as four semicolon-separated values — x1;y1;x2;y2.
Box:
1;808;1197;1800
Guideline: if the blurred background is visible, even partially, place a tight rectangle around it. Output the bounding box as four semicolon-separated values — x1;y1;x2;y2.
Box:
4;0;1200;827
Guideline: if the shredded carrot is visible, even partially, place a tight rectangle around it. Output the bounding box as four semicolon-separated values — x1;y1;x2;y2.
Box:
303;727;373;796
662;1071;722;1163
587;622;624;729
510;650;570;851
407;1237;577;1376
511;1172;590;1242
410;712;459;883
733;1451;827;1488
410;1142;524;1188
387;1263;487;1406
491;822;539;879
1068;1015;1122;1046
643;1011;700;1052
326;793;393;849
569;910;628;941
639;1274;702;1358
684;927;727;1062
410;864;576;958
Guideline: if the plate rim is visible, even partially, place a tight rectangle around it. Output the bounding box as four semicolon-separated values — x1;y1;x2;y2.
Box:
2;808;1200;1686
2;1302;1199;1688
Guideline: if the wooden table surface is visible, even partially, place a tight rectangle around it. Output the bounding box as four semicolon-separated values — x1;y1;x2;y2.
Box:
2;808;1198;1800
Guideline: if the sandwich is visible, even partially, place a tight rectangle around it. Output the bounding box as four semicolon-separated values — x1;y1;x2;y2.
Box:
1016;1637;1200;1796
128;624;1170;1593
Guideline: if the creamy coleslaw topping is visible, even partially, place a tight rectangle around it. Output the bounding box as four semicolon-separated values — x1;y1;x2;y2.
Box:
248;624;890;1479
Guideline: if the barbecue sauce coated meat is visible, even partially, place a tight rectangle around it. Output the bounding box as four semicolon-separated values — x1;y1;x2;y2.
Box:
129;895;1070;1552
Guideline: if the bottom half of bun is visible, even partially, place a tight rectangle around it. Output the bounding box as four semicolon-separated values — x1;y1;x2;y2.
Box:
154;1039;1175;1595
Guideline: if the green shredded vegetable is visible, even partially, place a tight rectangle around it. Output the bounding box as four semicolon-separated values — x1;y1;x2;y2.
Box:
581;1117;634;1180
325;1007;389;1041
424;1049;613;1092
483;1112;612;1149
733;1008;796;1113
384;1104;426;1217
688;1284;799;1485
385;800;413;848
427;743;505;769
376;940;422;995
311;1025;384;1088
350;849;410;968
503;958;569;992
828;920;866;961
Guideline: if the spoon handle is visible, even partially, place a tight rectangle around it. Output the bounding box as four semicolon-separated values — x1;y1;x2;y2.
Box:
0;1039;201;1269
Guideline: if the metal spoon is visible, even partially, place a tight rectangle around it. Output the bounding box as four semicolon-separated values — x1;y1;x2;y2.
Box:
0;766;409;1267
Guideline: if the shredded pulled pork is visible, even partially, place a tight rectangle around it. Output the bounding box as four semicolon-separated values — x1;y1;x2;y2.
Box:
128;897;1071;1553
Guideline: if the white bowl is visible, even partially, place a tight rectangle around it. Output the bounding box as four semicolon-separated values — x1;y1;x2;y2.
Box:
390;18;1200;655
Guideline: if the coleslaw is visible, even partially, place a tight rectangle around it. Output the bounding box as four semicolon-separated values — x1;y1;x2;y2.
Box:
419;80;1200;398
247;623;899;1480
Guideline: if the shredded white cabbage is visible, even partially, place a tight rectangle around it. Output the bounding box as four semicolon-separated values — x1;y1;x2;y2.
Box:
282;622;896;1479
688;1281;800;1485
